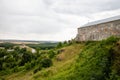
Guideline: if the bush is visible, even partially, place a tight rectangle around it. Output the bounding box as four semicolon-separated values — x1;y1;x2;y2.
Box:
50;37;120;80
0;77;5;80
33;65;42;74
57;42;62;48
13;66;19;72
101;36;119;45
40;58;52;68
25;62;31;70
48;50;55;59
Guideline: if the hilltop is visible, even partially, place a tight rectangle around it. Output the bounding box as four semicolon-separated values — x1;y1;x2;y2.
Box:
0;36;120;80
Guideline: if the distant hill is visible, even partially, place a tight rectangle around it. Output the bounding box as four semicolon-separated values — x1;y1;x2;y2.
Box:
0;39;58;44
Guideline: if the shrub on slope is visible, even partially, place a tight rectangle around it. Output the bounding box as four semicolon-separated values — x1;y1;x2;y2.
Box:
50;36;120;80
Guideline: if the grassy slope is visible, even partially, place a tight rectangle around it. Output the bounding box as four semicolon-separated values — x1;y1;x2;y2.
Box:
4;43;84;80
48;37;120;80
3;37;120;80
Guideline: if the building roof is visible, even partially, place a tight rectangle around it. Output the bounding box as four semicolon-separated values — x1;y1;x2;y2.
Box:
81;15;120;28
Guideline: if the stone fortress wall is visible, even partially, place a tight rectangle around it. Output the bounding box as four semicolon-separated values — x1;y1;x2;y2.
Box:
75;19;120;41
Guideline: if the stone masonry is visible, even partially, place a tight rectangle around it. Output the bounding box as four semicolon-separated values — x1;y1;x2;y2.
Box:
75;16;120;41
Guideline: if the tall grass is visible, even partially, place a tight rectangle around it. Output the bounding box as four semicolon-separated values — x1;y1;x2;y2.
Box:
49;36;120;80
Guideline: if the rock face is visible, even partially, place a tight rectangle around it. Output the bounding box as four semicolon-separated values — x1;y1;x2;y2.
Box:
75;16;120;41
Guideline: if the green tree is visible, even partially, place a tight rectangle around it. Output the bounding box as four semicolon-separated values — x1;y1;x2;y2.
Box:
20;52;33;66
48;50;55;59
57;42;62;48
40;58;52;68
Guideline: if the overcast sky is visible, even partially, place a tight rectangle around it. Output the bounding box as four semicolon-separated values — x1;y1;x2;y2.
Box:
0;0;120;41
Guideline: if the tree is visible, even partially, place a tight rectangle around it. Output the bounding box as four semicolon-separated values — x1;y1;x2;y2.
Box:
0;58;3;70
57;42;62;48
48;50;55;59
40;58;52;68
20;52;33;66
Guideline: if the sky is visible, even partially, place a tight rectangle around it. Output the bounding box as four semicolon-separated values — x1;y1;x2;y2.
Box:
0;0;120;41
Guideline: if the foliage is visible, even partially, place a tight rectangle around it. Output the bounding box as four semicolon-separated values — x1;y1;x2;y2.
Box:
33;65;42;74
20;51;34;66
57;39;77;48
25;62;32;70
57;42;63;48
40;58;53;68
1;36;120;80
0;42;55;78
27;43;58;50
48;36;120;80
48;50;56;59
0;43;16;49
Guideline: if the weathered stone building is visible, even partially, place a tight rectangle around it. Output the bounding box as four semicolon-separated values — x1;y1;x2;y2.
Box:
75;15;120;41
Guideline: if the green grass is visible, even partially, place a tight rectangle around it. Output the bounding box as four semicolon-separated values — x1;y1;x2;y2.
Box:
2;36;120;80
32;43;84;80
47;36;120;80
3;43;84;80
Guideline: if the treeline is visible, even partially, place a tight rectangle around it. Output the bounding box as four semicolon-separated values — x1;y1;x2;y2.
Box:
26;43;58;50
0;43;17;49
26;39;77;50
56;39;77;48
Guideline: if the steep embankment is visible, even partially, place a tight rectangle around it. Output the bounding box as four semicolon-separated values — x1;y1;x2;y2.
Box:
3;37;120;80
4;43;84;80
32;43;84;80
48;37;120;80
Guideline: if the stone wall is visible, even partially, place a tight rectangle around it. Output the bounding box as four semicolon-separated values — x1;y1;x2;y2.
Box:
75;19;120;41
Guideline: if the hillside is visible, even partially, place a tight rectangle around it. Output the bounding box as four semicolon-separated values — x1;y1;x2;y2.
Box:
49;37;120;80
1;43;83;80
0;36;120;80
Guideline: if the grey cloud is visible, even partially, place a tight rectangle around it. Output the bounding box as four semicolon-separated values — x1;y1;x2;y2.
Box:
0;14;65;34
50;0;120;15
0;0;66;35
0;0;120;40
